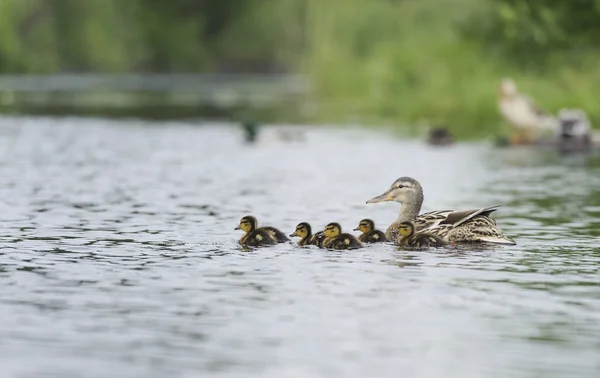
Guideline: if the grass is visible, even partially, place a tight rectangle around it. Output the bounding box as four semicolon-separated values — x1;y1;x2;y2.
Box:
302;0;600;139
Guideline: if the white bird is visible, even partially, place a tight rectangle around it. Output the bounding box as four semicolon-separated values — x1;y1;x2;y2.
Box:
498;78;556;144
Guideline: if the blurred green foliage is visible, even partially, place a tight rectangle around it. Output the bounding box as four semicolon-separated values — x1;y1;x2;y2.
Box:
0;0;304;73
1;0;600;136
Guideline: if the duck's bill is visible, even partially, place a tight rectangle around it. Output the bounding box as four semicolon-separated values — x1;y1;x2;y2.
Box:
366;190;393;204
352;227;360;231
289;232;297;237
234;226;241;230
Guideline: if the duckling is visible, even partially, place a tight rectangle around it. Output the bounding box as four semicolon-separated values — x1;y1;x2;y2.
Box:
235;215;288;246
353;219;388;243
322;222;363;250
289;222;323;247
395;222;446;249
235;216;276;248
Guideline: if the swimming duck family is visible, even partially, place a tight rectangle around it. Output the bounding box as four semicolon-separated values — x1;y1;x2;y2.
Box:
235;177;515;249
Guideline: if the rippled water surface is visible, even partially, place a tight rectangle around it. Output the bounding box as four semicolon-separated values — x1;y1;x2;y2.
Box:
1;117;599;378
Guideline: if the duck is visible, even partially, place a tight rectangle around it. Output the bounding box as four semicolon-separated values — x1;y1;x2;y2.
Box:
289;222;325;247
498;78;556;144
235;215;289;246
366;177;516;245
322;222;363;250
426;127;454;146
395;221;446;249
555;108;592;153
353;219;388;243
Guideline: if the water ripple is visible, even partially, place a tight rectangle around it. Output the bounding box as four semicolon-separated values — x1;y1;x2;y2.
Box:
0;117;599;378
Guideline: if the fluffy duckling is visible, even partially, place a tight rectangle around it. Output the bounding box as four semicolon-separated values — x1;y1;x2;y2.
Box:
395;222;446;249
353;219;388;243
235;216;276;247
289;222;324;247
235;215;288;246
322;222;363;250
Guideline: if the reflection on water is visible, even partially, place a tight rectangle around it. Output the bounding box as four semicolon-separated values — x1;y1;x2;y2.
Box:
0;117;599;378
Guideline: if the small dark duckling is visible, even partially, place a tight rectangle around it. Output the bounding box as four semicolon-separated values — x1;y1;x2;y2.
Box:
395;221;446;249
353;219;388;243
238;215;289;243
322;222;363;250
289;222;323;247
235;216;276;247
235;215;287;247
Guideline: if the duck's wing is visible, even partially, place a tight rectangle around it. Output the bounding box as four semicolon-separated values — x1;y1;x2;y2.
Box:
522;94;547;117
413;224;453;241
414;209;455;229
418;215;516;245
417;205;502;229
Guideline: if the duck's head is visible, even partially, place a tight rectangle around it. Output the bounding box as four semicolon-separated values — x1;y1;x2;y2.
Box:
499;78;517;99
366;177;423;204
353;219;374;234
235;215;257;232
290;222;311;238
323;222;342;238
397;222;415;238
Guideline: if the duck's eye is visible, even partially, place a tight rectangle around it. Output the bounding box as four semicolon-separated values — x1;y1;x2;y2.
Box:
397;184;404;189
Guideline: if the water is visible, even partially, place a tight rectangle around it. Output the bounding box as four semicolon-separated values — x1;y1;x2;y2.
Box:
0;117;599;378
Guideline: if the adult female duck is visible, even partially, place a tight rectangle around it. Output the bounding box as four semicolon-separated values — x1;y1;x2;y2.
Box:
366;177;516;245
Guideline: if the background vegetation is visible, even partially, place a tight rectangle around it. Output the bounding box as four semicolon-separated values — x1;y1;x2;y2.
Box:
1;0;600;137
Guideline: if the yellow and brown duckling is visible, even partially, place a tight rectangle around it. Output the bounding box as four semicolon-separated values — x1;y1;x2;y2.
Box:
395;221;446;249
322;222;363;250
235;215;288;247
353;219;388;243
289;222;325;247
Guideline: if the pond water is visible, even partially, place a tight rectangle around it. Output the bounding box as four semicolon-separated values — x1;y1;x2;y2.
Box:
0;117;599;378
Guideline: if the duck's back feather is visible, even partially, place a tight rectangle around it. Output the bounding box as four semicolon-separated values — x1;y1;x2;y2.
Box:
359;230;388;243
243;229;277;247
261;226;290;243
324;233;362;250
415;205;501;230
